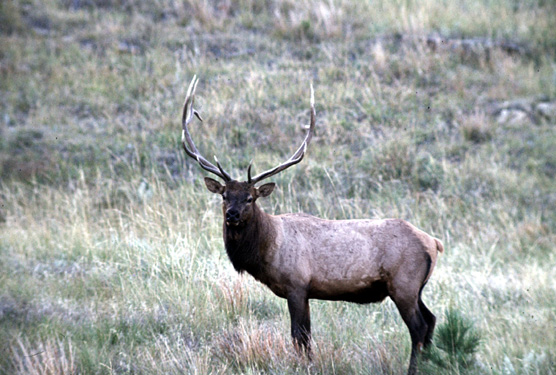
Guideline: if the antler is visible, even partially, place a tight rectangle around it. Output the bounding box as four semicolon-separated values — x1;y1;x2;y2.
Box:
248;84;316;185
181;75;232;182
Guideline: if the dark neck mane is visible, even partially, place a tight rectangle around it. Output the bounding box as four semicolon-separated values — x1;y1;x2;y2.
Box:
223;204;274;279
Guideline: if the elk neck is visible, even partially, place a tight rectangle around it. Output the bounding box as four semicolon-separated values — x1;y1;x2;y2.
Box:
223;203;276;280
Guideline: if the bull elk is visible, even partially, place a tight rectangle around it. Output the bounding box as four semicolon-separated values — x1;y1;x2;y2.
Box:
180;76;444;375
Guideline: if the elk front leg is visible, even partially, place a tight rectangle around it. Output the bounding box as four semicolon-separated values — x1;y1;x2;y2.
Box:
287;292;311;358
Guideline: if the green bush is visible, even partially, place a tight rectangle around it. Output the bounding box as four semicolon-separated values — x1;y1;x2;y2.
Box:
421;309;482;374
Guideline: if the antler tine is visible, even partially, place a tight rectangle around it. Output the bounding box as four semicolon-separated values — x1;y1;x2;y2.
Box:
214;155;232;181
181;76;232;181
249;83;316;185
247;160;254;184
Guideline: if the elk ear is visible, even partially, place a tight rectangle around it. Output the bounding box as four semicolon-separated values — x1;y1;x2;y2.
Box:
204;177;225;194
256;183;275;198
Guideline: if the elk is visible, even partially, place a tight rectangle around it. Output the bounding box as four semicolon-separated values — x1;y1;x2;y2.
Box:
180;76;444;375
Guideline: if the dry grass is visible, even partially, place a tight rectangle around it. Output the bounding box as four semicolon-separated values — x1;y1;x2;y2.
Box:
11;337;75;375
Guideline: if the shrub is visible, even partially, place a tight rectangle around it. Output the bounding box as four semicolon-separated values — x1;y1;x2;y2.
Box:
421;309;482;374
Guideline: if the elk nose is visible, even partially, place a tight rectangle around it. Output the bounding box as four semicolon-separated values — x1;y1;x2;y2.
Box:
226;209;240;225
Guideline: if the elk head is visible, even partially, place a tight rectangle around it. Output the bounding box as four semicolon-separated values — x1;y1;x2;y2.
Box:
180;76;316;228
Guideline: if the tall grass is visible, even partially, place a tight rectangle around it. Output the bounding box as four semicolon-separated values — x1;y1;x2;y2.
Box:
1;0;555;374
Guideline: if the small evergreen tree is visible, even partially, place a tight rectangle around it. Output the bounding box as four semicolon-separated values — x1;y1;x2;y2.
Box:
421;309;482;374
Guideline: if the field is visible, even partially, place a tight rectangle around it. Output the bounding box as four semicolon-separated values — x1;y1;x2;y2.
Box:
1;0;555;374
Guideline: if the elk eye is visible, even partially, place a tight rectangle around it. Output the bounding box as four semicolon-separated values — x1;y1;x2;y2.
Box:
246;196;253;203
222;193;227;201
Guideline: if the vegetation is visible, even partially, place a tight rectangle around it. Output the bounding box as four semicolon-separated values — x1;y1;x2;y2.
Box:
1;0;555;374
421;309;482;374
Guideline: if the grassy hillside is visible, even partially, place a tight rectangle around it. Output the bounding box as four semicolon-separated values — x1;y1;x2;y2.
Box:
1;0;555;374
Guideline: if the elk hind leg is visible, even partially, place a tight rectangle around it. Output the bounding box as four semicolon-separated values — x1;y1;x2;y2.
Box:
391;293;429;375
418;296;436;347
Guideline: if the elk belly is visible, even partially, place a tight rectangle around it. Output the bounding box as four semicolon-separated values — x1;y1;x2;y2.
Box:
307;276;389;304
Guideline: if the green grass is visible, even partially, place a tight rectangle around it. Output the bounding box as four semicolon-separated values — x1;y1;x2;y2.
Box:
1;0;555;374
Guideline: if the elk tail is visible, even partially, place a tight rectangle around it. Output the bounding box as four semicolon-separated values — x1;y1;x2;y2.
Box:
434;238;444;253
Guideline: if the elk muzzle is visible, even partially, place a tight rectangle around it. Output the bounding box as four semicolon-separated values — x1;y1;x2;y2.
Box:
225;208;241;226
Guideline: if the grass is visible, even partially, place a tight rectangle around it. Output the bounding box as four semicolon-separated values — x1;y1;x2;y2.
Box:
1;0;555;374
